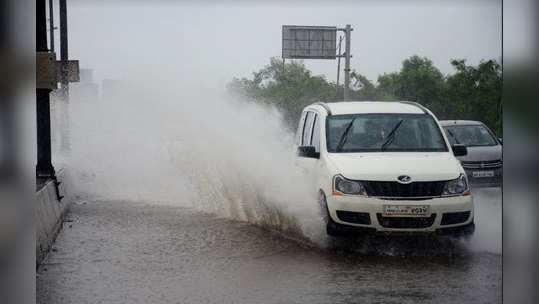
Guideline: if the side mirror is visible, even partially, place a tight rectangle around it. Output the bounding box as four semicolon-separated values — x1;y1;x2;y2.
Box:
297;146;320;159
498;138;502;145
451;144;467;157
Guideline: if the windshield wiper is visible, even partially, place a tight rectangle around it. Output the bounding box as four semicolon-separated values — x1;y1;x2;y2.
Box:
336;117;357;152
446;129;460;144
381;119;404;150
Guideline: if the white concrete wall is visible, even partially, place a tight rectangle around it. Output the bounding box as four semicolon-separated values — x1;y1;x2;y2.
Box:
36;169;70;265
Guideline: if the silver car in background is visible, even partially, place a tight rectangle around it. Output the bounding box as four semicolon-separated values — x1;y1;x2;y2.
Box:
440;120;502;187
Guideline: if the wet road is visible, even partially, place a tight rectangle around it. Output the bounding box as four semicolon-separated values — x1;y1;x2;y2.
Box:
37;188;501;304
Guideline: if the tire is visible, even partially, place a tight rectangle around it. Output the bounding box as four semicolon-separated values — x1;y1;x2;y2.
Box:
318;191;341;237
436;220;475;239
461;221;475;241
318;191;377;238
326;219;341;237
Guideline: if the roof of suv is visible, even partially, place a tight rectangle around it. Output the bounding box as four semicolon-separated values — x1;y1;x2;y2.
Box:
308;101;425;115
439;120;484;126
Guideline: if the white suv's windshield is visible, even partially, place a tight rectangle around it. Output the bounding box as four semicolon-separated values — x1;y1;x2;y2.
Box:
443;125;498;147
326;113;448;152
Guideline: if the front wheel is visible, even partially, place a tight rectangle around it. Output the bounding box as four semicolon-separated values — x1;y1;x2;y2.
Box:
436;220;475;240
460;221;475;241
318;191;342;237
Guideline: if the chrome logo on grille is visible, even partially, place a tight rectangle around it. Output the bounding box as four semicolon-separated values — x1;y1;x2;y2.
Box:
397;175;412;184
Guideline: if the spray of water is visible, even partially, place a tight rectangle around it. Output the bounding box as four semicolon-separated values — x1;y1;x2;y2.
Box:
59;77;326;245
56;78;504;254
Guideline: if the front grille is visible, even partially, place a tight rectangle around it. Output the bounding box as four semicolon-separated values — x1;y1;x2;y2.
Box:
336;210;371;225
441;211;471;225
363;181;446;199
461;159;502;169
376;213;436;229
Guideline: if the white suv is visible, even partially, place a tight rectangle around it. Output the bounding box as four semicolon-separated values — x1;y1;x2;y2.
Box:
295;101;474;237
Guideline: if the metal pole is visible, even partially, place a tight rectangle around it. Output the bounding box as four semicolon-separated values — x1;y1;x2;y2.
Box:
37;0;56;179
59;0;70;152
344;24;352;101
59;0;68;97
336;35;343;91
49;0;54;52
0;1;16;180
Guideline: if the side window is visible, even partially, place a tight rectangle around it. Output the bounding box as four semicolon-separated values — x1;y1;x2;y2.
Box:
295;112;307;145
311;114;321;152
302;112;315;146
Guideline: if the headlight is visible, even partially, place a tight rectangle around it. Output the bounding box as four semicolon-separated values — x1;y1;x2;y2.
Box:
333;175;367;196
442;174;470;196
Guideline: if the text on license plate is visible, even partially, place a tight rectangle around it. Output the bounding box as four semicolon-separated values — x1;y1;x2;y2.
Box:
383;205;429;216
472;171;494;178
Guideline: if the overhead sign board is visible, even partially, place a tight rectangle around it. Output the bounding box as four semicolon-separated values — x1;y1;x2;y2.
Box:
282;25;337;59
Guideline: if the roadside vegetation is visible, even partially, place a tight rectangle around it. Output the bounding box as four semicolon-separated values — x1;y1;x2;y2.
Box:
228;55;502;136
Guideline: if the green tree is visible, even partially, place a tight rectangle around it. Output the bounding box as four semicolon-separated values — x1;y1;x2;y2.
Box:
229;55;502;136
349;71;390;101
442;59;502;135
372;56;501;135
376;56;445;112
228;58;340;129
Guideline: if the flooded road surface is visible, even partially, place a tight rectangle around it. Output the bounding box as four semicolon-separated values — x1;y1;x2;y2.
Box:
37;188;501;304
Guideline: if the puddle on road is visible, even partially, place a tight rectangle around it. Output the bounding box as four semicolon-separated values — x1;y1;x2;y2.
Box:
37;200;501;304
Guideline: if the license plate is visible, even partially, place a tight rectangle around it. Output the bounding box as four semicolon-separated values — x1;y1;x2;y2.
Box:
383;205;429;216
472;171;494;178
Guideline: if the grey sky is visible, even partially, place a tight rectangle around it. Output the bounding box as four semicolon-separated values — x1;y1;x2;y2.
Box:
65;1;501;89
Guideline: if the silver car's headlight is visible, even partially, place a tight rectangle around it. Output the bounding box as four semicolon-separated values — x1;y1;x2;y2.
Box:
442;174;470;196
333;175;367;196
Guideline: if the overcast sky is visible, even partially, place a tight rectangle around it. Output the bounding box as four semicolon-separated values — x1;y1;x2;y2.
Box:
63;1;501;89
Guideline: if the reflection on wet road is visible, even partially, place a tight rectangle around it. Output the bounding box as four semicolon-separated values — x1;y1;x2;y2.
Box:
37;188;501;304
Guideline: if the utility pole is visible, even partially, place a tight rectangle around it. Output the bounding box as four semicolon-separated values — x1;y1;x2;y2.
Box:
59;0;70;152
49;0;55;52
37;0;56;180
59;0;68;96
343;24;352;101
0;1;16;180
336;35;343;91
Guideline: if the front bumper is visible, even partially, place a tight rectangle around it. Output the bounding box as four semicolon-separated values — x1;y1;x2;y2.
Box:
326;194;474;234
